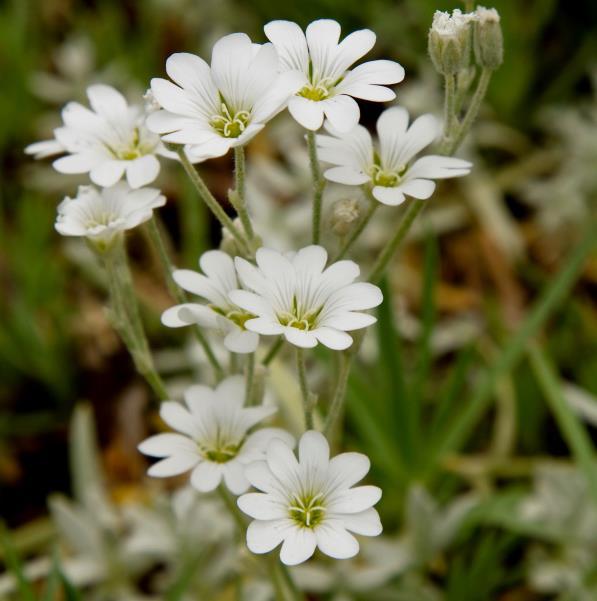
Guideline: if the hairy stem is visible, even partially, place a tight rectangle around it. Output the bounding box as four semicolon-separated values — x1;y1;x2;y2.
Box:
296;348;314;430
231;146;255;242
306;130;326;244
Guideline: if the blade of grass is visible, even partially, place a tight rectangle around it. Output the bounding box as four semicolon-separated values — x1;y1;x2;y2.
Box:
429;224;596;472
527;341;597;503
0;522;36;601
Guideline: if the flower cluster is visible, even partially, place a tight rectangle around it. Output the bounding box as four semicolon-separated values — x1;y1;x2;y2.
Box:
26;9;483;574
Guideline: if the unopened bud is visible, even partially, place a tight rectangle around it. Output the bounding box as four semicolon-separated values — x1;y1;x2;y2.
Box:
428;9;476;75
473;6;503;70
330;198;360;237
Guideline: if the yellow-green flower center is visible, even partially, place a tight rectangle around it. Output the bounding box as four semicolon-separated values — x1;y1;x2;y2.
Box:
369;163;407;187
210;305;255;329
107;127;156;161
288;492;326;528
199;441;240;463
298;82;331;101
277;296;323;331
210;102;251;138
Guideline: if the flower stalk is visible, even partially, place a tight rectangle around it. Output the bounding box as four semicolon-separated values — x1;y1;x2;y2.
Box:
306;130;326;244
296;348;315;430
230;146;256;243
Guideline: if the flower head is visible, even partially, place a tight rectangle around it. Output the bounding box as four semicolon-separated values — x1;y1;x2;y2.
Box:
26;84;167;188
161;250;259;353
147;34;302;162
428;9;476;75
264;19;405;132
138;376;294;495
238;430;382;565
230;245;382;350
55;183;165;251
317;106;472;206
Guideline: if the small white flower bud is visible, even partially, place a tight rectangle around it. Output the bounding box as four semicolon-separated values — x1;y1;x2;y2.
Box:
330;198;360;236
428;9;476;75
473;6;503;70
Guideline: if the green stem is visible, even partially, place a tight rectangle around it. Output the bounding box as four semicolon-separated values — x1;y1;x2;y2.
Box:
527;341;597;504
217;486;247;533
333;190;380;261
262;337;284;366
306;130;325;245
368;201;425;284
244;352;255;406
231;146;255;242
430;224;596;465
446;68;492;155
442;73;458;148
102;238;168;400
144;216;224;381
324;351;352;435
176;147;250;255
296;348;314;430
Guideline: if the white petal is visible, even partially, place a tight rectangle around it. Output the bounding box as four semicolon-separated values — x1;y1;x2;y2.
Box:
138;433;197;458
52;153;99;174
190;461;223;492
147;454;199;477
340;508;382;536
267;438;299;485
237;492;287;520
166;53;219;112
372;185;405;206
222;461;250;494
284;327;318;348
224;328;259;353
321;312;376;331
246;519;293;554
244;460;284;495
215;374;245;409
337;60;404;100
315;520;359;559
264;20;309;72
398;179;436;199
227;290;271;316
241;429;295;464
244;317;285;336
298;430;329;467
407;155;472;180
161;303;218;328
327;452;370;490
324;282;383;313
327;485;382;514
174;267;230;305
323;166;370;186
159;401;198;437
313;327;353;350
305;19;341;77
288;96;325;131
280;527;317;565
393;114;440;166
25;139;65;159
126;155;160;188
184;384;217;414
87;84;128;120
184;136;233;161
322;95;360;134
89;160;126;186
334;29;376;73
292;245;328;274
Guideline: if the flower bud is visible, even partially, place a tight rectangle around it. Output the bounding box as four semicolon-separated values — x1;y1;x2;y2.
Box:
473;6;503;70
428;9;476;75
330;198;360;237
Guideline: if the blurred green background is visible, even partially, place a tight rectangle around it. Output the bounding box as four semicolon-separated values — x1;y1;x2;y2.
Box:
1;0;596;599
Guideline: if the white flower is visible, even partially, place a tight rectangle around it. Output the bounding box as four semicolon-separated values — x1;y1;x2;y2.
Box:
55;183;165;250
161;250;259;354
430;9;476;37
230;245;382;350
138;376;294;495
264;19;405;132
317;106;472;206
146;33;302;162
238;430;382;565
25;84;168;188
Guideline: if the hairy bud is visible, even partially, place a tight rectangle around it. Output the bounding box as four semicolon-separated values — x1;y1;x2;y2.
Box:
330;198;360;236
473;6;503;70
428;9;476;75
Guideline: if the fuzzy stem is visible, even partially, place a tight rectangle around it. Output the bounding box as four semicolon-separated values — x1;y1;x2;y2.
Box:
296;348;314;430
231;146;255;242
442;73;458;148
306;130;326;244
176;147;251;255
144;216;224;381
324;351;352;436
262;337;284;366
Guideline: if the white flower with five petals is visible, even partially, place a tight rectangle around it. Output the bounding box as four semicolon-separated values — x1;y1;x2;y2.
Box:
238;430;382;565
26;84;168;188
264;19;405;132
55;183;165;250
317;106;472;206
230;245;382;350
146;34;303;162
138;376;294;495
161;250;259;354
